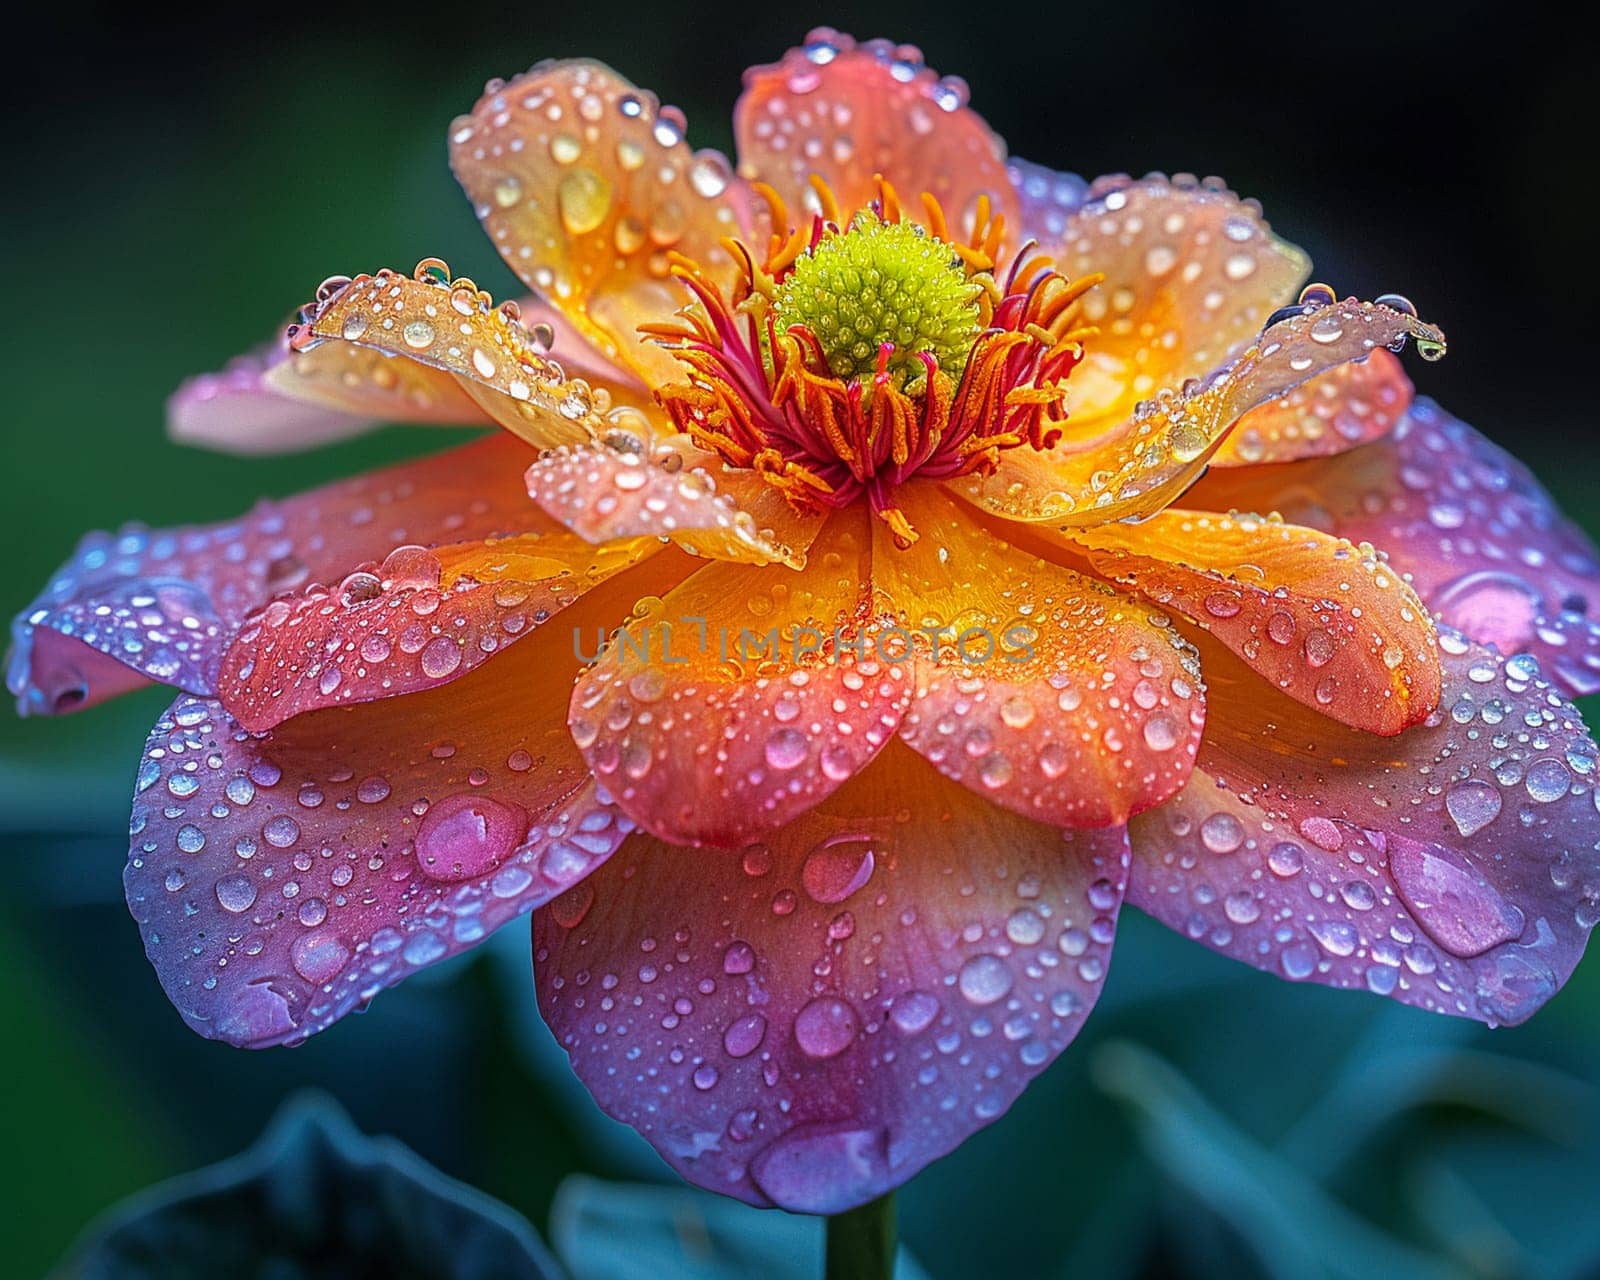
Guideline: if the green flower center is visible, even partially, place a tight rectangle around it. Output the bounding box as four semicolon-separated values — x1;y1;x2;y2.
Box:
772;213;983;386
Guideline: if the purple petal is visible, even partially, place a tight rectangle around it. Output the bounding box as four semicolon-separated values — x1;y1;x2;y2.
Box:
535;744;1127;1212
1130;627;1600;1025
1190;398;1600;697
1005;157;1089;246
125;590;635;1048
10;433;540;716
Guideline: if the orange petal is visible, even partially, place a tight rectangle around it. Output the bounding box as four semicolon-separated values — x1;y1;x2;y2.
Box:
218;531;668;733
734;30;1019;231
1056;508;1441;735
961;296;1446;525
569;513;910;845
449;61;761;386
1211;351;1412;466
876;486;1205;826
1061;175;1310;430
298;265;626;449
526;437;824;569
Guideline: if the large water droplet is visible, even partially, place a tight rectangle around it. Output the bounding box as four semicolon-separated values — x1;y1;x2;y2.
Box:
800;835;876;904
415;794;529;882
1388;834;1523;958
793;995;859;1058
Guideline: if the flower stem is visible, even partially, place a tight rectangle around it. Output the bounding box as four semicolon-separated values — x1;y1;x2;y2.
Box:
825;1192;896;1280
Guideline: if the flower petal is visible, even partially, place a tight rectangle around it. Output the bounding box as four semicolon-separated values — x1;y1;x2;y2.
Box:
1060;174;1310;429
297;265;621;449
569;515;908;845
525;438;824;569
1189;399;1600;696
8;434;542;715
124;563;667;1048
1210;351;1412;467
879;487;1205;826
1129;628;1600;1026
534;743;1128;1211
962;296;1446;525
449;60;758;386
734;29;1019;232
219;532;663;733
1005;157;1089;247
168;334;493;456
1057;508;1440;735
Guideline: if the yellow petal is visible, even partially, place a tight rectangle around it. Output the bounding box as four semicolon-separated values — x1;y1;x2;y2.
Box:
961;297;1445;526
1061;175;1310;430
299;264;623;449
450;61;762;386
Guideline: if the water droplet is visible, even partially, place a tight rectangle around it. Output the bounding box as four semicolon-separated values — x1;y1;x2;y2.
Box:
957;953;1013;1006
801;835;876;904
1388;834;1523;957
723;1013;768;1058
794;995;859;1058
415;793;529;882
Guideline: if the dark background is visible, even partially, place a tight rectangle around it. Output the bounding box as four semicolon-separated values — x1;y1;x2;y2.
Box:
4;4;1598;1277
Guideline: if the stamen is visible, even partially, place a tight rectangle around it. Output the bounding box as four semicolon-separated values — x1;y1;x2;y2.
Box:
646;174;1094;545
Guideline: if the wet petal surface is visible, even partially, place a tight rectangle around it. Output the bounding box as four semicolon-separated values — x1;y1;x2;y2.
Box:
535;744;1128;1211
1190;399;1600;696
569;516;907;845
219;533;658;733
964;296;1446;526
1058;508;1440;735
9;434;542;715
734;29;1019;231
450;60;758;385
298;265;618;449
1005;157;1089;247
880;488;1205;826
1058;174;1310;429
526;439;822;568
1211;351;1412;467
124;565;671;1048
1130;629;1600;1025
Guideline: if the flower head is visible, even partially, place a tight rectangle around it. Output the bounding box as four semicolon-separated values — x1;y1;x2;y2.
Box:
12;27;1600;1216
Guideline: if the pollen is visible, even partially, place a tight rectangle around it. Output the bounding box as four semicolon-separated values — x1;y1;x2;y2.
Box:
772;213;983;386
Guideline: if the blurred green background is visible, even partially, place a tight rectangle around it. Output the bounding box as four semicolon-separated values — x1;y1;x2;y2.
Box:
4;3;1599;1276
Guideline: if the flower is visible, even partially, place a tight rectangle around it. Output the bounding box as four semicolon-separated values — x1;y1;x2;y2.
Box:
11;28;1600;1214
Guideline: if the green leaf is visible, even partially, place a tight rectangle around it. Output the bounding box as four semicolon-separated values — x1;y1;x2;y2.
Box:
1092;1040;1466;1280
54;1092;563;1280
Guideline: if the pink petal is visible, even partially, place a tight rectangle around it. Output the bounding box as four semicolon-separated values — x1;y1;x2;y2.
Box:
734;29;1019;232
219;534;664;733
168;338;491;456
126;585;643;1048
9;434;543;715
525;439;822;568
568;517;907;845
535;744;1128;1211
1129;628;1600;1025
1189;399;1600;696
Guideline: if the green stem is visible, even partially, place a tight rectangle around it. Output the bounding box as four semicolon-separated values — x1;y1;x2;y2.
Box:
825;1192;896;1280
